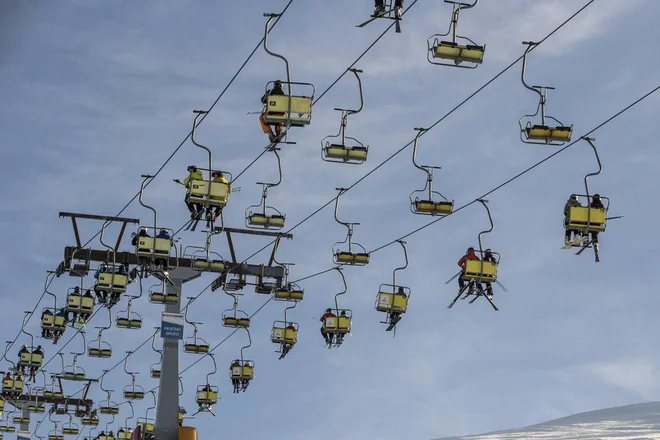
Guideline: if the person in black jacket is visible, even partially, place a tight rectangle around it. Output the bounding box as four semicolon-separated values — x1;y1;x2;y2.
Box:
259;81;286;142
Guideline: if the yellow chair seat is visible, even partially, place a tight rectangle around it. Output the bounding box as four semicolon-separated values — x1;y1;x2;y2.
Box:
195;390;218;405
116;318;142;329
568;206;606;231
13;417;29;424
525;125;572;142
463;259;498;282
414;200;453;215
273;289;304;300
324;145;368;162
148;292;179;304
151;369;161;378
192;259;225;270
136;237;172;258
248;213;285;228
123;391;144;399
323;316;351;334
1;427;15;433
27;404;45;413
139;423;155;434
44;391;63;400
186;180;229;207
271;327;297;344
81;418;99;426
222;317;250;328
99;435;115;440
66;294;82;311
264;95;312;126
335;252;370;265
433;41;485;63
0;399;4;411
376;292;408;313
88;348;112;358
230;365;254;380
99;406;119;415
96;273;127;293
42;314;66;330
117;430;131;439
63;372;85;381
62;427;79;435
3;379;23;392
47;435;62;440
184;344;209;353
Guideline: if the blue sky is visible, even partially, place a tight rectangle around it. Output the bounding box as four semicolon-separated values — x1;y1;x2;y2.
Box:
1;1;660;439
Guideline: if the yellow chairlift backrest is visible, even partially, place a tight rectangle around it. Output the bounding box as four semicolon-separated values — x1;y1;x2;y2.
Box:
67;294;82;309
48;435;63;440
323;312;351;333
97;272;128;290
13;416;29;423
196;387;218;403
187;180;229;204
524;125;572;143
463;258;498;282
81;417;99;425
20;351;43;365
3;378;23;391
568;206;607;232
137;237;172;257
266;95;312;123
376;290;409;313
116;429;131;440
335;251;370;265
0;398;4;410
271;326;297;343
414;199;453;215
230;363;254;379
325;145;368;161
192;259;225;270
62;426;79;435
139;422;155;434
99;435;115;440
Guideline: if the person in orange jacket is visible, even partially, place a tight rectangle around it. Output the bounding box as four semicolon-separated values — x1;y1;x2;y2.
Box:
319;308;336;345
457;247;479;294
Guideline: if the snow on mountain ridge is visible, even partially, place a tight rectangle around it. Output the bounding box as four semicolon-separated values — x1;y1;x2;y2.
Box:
433;402;660;439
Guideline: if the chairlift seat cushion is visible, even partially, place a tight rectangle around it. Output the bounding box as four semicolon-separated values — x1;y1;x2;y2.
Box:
274;289;304;300
88;348;112;358
151;369;161;378
414;200;453;215
81;418;99;426
149;292;180;304
63;372;85;380
66;294;82;311
186;180;229;206
116;318;142;329
525;125;572;142
463;260;498;282
62;428;79;435
99;406;119;415
271;327;298;344
44;391;64;399
222;317;250;328
48;435;62;440
335;251;370;265
193;259;225;270
3;378;23;392
123;391;145;399
568;206;606;231
137;237;172;258
12;417;29;424
96;273;128;292
376;292;408;313
325;144;368;162
184;344;209;353
28;404;45;413
434;42;484;63
264;95;312;126
248;213;286;228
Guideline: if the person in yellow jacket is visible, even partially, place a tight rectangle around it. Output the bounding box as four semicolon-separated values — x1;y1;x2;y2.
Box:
206;171;231;223
183;166;204;218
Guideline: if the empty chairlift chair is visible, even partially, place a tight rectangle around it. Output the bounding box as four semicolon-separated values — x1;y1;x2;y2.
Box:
332;189;370;266
409;128;454;216
518;41;572;146
427;1;485;68
321;69;369;165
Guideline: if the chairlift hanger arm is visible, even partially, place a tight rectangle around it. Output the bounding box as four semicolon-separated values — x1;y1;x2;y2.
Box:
581;136;602;198
476;199;493;254
520;42;544;100
191;110;212;181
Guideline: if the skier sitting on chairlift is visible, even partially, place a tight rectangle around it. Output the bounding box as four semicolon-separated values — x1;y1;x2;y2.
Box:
319;308;336;345
260;81;286;143
564;194;582;245
457;247;479;294
183;166;204;218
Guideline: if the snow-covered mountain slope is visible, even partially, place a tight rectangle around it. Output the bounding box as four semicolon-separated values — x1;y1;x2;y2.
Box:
434;402;660;439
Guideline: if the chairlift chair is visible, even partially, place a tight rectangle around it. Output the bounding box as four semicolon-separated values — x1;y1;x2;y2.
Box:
409;128;454;216
427;0;485;68
94;263;128;294
66;287;94;316
518;41;572;146
182;325;210;354
321;69;368;165
261;81;315;128
332;188;370;266
271;321;298;345
115;300;142;330
273;282;304;301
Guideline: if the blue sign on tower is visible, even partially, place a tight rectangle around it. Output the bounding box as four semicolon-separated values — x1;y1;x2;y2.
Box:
161;312;185;340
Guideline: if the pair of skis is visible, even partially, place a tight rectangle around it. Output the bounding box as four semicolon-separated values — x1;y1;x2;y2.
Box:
445;272;499;311
561;235;600;262
356;6;402;33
